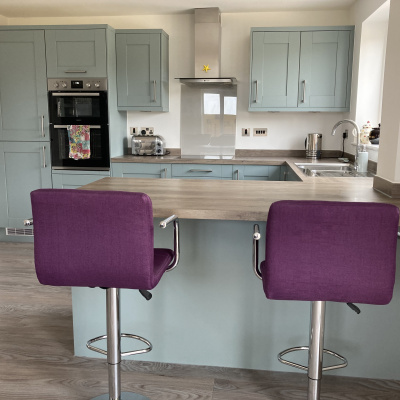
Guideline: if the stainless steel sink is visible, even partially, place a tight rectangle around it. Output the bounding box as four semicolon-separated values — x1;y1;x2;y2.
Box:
295;163;375;177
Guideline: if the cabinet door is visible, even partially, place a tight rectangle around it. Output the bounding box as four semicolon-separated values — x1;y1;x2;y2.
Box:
112;162;171;179
0;142;52;228
116;33;164;110
298;30;352;110
250;31;300;109
233;165;281;181
52;171;110;189
280;165;302;181
0;31;49;141
172;164;222;179
45;29;107;77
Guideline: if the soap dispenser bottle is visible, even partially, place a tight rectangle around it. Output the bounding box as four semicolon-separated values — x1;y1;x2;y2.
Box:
358;145;368;173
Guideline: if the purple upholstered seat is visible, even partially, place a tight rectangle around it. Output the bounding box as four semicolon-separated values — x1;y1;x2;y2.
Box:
261;200;399;305
31;189;174;290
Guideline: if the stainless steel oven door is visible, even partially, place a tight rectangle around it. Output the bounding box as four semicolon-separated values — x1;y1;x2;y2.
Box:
50;124;110;170
48;91;108;124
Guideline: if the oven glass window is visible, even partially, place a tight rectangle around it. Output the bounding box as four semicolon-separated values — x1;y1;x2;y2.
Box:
55;96;101;118
51;126;109;169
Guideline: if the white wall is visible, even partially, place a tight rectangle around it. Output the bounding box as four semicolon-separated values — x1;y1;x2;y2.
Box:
376;0;400;181
9;11;352;152
356;20;388;127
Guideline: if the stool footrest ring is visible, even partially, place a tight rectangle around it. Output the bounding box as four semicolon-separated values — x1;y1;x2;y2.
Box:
86;333;152;357
278;346;348;372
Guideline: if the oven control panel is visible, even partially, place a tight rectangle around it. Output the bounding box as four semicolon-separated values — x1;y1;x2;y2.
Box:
47;78;107;91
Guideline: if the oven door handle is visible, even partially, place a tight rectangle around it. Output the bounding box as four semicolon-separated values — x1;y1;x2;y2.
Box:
51;92;100;97
53;125;101;129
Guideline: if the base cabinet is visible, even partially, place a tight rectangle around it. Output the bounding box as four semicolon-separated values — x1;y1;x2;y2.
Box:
112;163;171;178
52;171;110;189
0;142;51;228
280;165;302;181
232;165;281;181
112;162;299;181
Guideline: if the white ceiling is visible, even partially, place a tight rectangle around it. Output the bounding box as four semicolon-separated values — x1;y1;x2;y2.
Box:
0;0;357;18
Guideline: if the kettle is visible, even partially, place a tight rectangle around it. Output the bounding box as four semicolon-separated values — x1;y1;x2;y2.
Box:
305;133;322;159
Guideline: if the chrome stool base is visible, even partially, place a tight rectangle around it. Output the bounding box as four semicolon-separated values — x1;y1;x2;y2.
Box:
277;301;348;400
91;392;151;400
278;346;348;372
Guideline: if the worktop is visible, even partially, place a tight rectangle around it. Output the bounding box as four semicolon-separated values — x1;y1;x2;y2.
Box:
111;154;288;165
83;157;400;221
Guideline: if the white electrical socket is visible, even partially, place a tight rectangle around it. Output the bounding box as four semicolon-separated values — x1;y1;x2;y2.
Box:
130;127;139;135
253;128;267;136
242;128;250;137
139;127;155;135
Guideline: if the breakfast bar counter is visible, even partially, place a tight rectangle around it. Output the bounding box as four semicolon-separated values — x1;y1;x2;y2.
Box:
79;171;400;221
73;172;400;382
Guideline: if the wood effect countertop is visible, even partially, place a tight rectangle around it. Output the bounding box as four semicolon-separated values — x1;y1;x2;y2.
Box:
79;172;400;221
111;154;289;165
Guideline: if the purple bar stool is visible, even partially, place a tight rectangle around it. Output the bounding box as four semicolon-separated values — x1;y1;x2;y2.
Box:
252;200;399;400
29;189;180;400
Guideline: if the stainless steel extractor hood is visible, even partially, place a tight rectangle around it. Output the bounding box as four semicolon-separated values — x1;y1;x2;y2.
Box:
177;8;237;86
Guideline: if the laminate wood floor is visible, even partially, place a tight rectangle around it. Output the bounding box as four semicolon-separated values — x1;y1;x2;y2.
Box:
1;242;400;400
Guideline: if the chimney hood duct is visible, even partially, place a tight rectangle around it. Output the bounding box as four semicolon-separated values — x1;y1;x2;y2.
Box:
178;8;237;86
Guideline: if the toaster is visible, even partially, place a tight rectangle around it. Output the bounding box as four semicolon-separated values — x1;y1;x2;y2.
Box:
131;134;165;156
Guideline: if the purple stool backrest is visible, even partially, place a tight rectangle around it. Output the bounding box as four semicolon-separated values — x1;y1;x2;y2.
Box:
261;200;399;305
31;189;172;290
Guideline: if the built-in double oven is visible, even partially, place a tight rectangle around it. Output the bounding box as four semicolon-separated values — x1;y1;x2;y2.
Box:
48;78;110;170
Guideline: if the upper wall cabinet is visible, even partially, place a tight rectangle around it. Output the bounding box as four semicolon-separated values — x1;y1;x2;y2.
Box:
249;27;354;112
45;29;107;77
116;30;169;111
0;30;49;141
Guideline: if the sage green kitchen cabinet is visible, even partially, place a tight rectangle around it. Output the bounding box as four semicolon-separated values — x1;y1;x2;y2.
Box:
0;142;52;228
112;162;171;179
52;170;110;189
232;165;281;181
116;30;169;111
0;30;49;141
171;164;223;179
45;28;107;77
249;26;354;112
280;165;302;181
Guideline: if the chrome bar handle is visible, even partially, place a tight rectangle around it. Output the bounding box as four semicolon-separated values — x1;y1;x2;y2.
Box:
64;70;87;73
253;224;262;280
153;80;157;102
189;169;213;173
52;92;100;97
161;168;167;179
302;80;306;103
255;80;259;103
24;218;33;226
283;171;288;181
235;169;239;180
41;115;45;137
42;146;46;168
160;215;180;271
53;125;101;129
